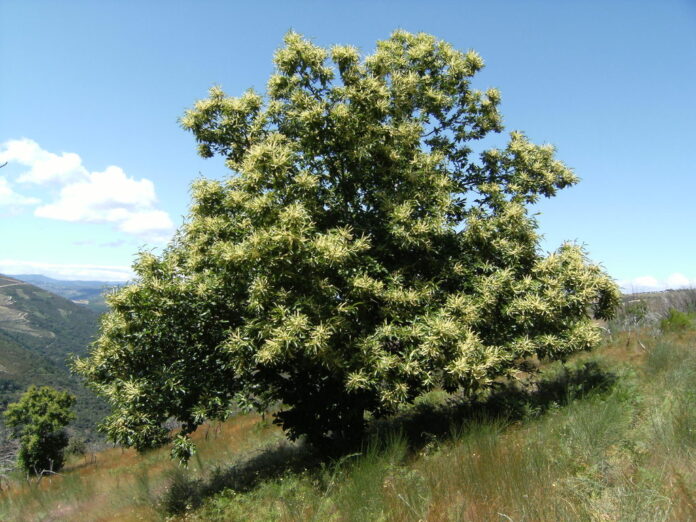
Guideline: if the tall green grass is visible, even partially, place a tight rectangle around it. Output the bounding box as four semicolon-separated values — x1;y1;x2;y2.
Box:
188;334;696;521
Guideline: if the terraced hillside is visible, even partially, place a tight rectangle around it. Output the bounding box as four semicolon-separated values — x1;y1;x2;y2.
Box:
0;275;107;439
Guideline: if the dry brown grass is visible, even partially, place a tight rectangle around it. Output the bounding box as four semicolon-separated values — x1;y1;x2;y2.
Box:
0;412;281;521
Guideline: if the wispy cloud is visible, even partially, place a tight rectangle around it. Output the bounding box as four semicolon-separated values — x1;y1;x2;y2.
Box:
0;138;175;242
619;273;696;293
72;239;128;248
99;240;127;248
0;259;134;282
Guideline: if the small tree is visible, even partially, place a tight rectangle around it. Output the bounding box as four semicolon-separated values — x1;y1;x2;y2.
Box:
75;31;619;459
3;386;76;474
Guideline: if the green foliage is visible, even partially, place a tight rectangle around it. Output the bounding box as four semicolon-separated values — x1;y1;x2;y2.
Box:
660;308;693;333
611;298;649;332
624;299;648;323
65;436;87;457
3;385;76;474
75;31;619;458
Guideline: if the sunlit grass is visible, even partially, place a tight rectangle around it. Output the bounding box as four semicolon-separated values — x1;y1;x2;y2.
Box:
0;413;283;521
189;332;696;521
3;330;696;521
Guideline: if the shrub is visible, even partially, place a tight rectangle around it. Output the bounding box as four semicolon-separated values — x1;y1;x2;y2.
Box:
65;436;87;457
660;309;693;333
3;386;75;474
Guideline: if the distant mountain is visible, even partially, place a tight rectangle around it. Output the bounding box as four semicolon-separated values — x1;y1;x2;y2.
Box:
8;274;125;313
0;274;108;440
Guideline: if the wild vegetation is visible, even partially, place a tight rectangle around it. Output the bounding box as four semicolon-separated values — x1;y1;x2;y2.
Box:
75;31;617;460
4;386;75;475
2;299;696;520
1;30;692;521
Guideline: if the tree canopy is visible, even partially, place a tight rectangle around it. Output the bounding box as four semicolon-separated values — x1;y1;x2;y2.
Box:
4;386;75;473
75;31;619;460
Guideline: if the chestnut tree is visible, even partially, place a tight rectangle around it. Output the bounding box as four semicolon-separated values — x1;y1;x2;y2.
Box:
75;31;619;460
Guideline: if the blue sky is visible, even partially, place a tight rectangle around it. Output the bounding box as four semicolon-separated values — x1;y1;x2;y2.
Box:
1;1;694;291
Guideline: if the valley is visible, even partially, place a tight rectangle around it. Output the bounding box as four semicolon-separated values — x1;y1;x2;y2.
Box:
0;275;108;440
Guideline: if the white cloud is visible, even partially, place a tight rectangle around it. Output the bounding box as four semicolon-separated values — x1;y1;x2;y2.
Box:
0;138;175;242
632;276;660;290
119;209;174;237
666;273;692;289
34;165;175;240
0;176;40;206
619;273;696;293
0;259;134;282
0;138;88;185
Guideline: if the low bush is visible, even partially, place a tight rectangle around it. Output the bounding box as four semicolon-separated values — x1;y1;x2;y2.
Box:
660;309;693;333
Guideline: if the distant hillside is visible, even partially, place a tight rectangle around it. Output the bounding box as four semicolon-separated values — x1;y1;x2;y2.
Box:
0;275;108;440
622;288;696;315
609;288;696;332
8;274;124;313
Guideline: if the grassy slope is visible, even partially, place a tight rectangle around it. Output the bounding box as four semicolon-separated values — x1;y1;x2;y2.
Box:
190;331;696;521
0;275;107;439
0;275;100;367
2;328;696;521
